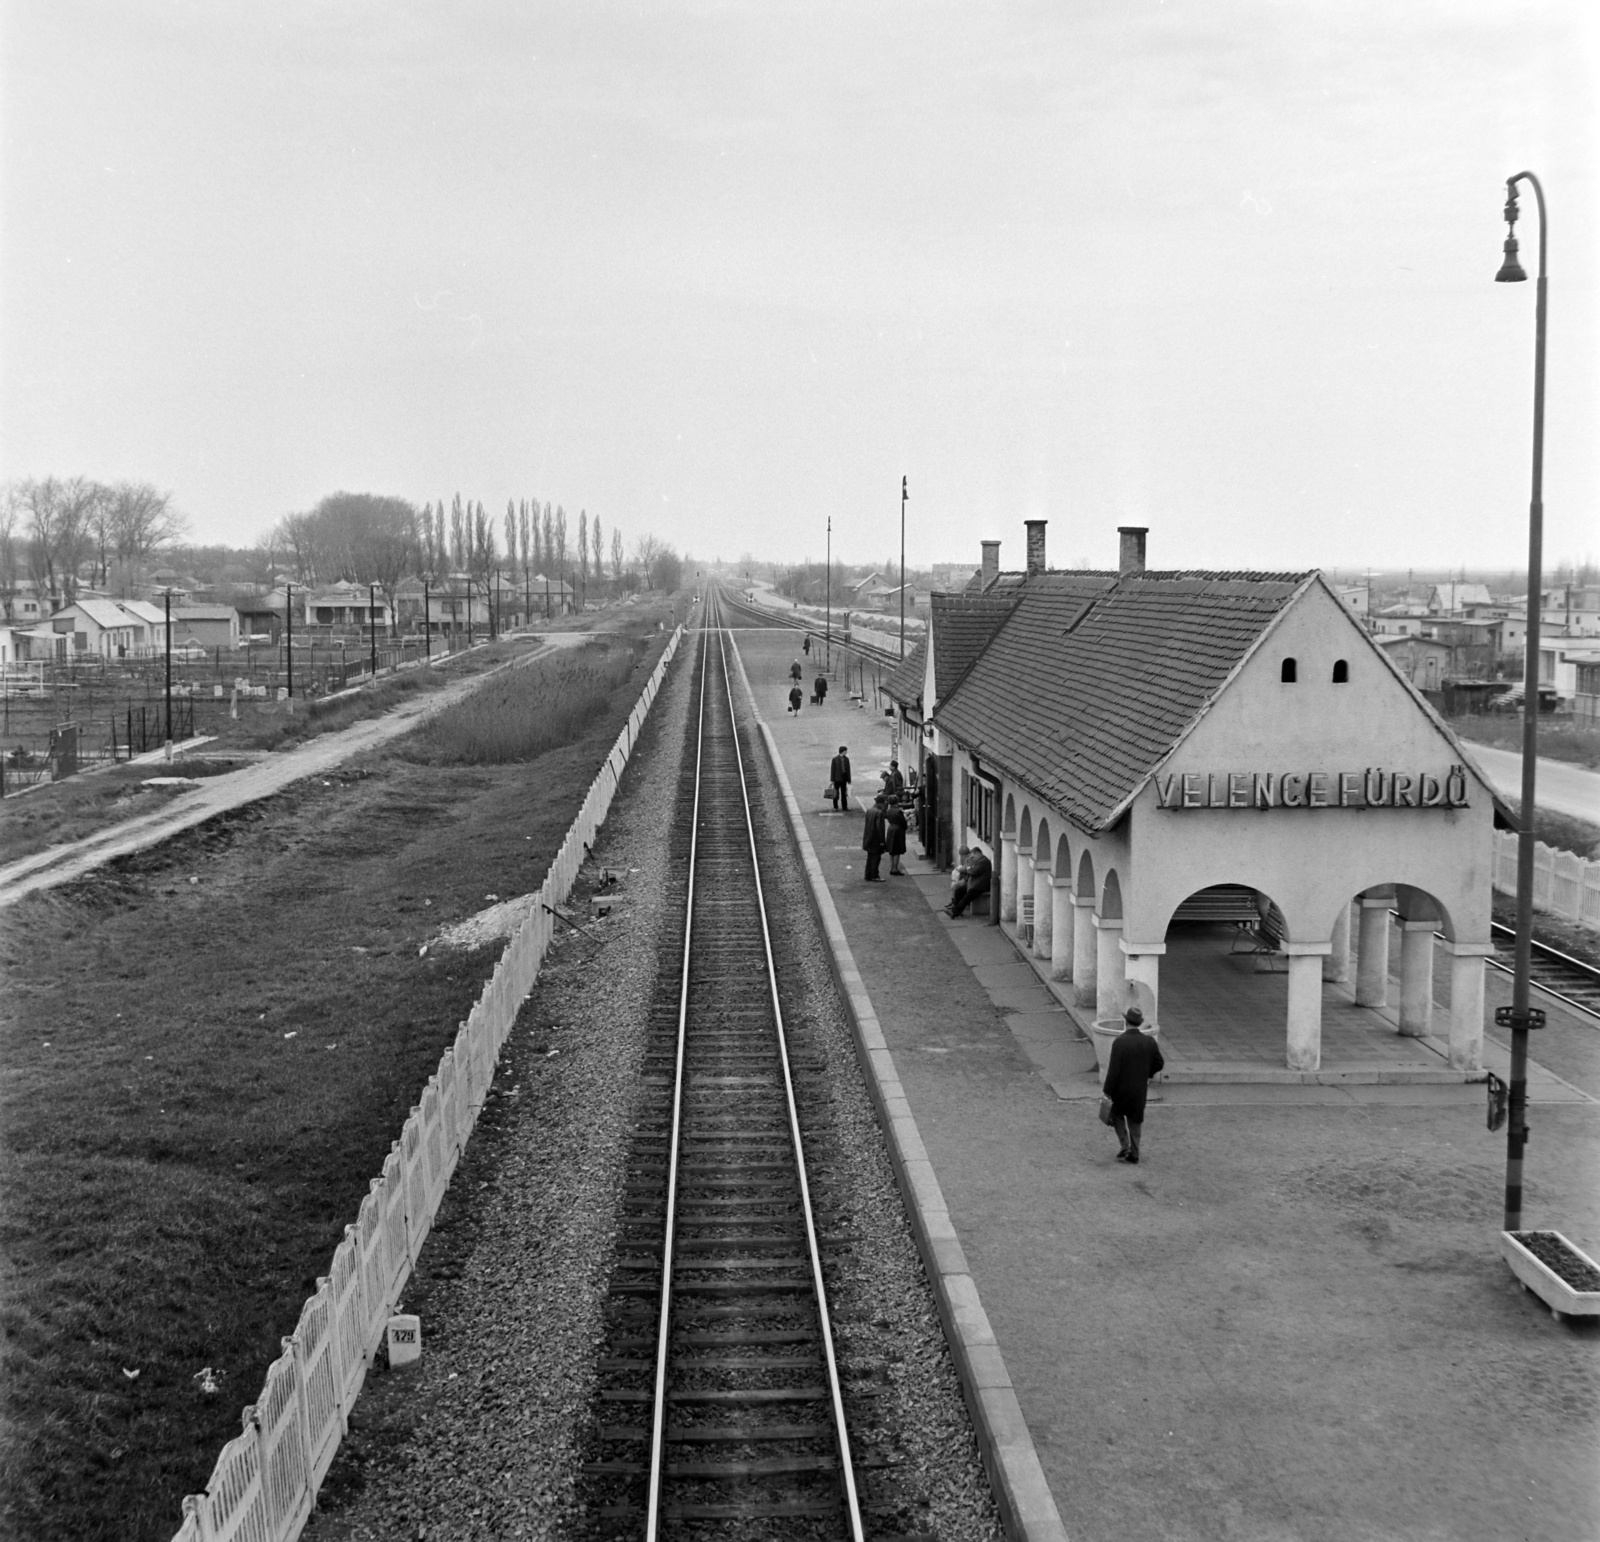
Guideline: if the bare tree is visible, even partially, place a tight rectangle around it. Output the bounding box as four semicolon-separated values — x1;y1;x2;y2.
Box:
18;476;98;606
610;526;624;585
450;493;465;571
541;503;553;579
504;500;517;572
108;482;183;590
0;487;20;620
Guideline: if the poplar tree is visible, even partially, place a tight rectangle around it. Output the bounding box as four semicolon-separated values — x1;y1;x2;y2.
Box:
591;515;604;593
436;503;447;570
577;509;589;598
553;505;568;589
450;493;465;571
519;501;531;576
611;527;624;583
504;500;517;570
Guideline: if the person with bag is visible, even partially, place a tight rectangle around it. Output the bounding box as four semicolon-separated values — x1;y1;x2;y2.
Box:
1100;1007;1163;1164
861;794;888;881
829;745;852;811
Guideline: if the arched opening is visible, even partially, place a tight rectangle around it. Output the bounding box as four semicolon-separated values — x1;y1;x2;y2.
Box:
1332;658;1349;683
999;793;1019;922
1002;792;1016;834
1100;869;1123;920
1071;849;1098;1007
1030;817;1054;961
1280;657;1298;683
1014;808;1035;935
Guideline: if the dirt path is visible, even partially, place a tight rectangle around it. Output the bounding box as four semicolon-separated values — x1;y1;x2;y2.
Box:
0;635;589;908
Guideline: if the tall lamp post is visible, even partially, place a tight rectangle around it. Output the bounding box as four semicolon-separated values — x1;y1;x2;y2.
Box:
899;475;908;661
1493;170;1549;1233
825;516;832;672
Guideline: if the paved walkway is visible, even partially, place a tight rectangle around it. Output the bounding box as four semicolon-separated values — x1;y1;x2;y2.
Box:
734;627;1600;1542
0;636;585;909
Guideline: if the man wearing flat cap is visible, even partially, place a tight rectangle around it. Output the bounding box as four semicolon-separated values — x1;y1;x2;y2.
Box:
1102;1007;1164;1164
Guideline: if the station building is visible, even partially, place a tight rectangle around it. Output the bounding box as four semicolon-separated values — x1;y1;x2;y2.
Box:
899;521;1502;1076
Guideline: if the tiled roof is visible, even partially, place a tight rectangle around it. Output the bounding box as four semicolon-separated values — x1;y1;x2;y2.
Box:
880;640;927;708
933;570;1313;834
930;593;1020;700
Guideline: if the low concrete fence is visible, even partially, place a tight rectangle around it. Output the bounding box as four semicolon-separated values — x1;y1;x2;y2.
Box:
1493;830;1600;931
169;625;684;1542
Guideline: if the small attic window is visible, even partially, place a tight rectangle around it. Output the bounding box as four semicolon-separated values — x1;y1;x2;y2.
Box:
1280;658;1297;683
1332;659;1349;683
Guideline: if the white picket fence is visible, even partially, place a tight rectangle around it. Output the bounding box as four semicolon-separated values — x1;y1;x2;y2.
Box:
171;624;685;1542
1492;830;1600;931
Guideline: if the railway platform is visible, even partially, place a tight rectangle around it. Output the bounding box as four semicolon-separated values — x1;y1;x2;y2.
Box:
731;626;1600;1542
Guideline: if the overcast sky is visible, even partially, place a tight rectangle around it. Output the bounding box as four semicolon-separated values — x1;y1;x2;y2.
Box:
2;1;1594;575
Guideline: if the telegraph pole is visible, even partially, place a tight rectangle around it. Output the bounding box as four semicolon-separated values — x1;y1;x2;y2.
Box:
163;588;173;742
900;475;908;660
285;583;294;701
825;516;832;672
424;579;431;661
369;583;378;678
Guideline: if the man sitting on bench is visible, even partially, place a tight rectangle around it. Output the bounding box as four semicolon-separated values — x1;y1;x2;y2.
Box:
943;846;991;918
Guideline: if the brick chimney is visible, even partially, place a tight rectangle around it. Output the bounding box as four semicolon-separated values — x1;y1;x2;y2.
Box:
1118;526;1148;577
1024;520;1047;577
980;540;1000;589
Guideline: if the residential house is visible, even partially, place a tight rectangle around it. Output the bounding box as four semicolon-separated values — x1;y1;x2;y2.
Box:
1335;585;1371;618
304;580;391;629
1375;634;1456;694
1575;659;1600;727
1427;582;1493;615
1538;639;1600;705
48;598;143;658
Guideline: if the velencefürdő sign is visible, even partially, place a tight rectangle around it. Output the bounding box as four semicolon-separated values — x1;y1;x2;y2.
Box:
1155;766;1471;811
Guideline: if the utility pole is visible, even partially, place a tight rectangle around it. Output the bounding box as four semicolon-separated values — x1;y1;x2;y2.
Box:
285;583;294;701
424;579;431;662
468;580;475;647
900;475;908;661
369;583;378;678
825;516;832;672
163;588;172;743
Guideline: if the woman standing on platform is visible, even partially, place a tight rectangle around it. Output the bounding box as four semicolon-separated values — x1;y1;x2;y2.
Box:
885;799;908;875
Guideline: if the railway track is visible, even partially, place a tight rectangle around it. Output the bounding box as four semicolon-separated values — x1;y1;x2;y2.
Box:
581;602;926;1538
715;588;905;668
1487;922;1600;1021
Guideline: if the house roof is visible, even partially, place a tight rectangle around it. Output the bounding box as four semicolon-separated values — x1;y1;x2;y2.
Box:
880;640;927;709
929;593;1021;701
66;598;138;630
933;570;1313;835
174;605;239;620
120;599;166;625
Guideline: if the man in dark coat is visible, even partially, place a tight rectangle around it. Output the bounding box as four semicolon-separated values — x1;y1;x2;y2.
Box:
943;846;991;917
861;794;887;881
814;673;828;706
829;745;851;811
1102;1007;1164;1163
885;799;908;874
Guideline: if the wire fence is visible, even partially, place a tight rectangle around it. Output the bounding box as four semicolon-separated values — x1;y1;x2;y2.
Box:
167;623;685;1542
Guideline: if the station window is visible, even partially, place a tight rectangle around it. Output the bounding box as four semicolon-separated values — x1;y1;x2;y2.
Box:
1280;658;1297;683
966;776;994;842
1332;659;1349;683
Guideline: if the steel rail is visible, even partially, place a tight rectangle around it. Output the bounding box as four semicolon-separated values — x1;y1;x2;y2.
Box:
715;585;903;667
643;611;710;1538
710;617;867;1542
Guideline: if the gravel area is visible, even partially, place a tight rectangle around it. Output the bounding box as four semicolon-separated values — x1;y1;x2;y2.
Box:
304;637;694;1541
304;628;1004;1541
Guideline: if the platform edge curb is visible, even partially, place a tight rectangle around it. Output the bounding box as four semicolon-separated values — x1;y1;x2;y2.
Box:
727;639;1070;1542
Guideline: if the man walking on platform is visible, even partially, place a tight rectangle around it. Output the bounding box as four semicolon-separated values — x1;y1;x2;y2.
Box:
1102;1007;1163;1164
829;745;852;811
861;794;887;881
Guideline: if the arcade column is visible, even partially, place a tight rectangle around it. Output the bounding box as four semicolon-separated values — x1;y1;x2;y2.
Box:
1323;901;1352;984
1093;914;1126;1022
1354;896;1392;1008
999;832;1019;923
1032;863;1053;960
1398;920;1438;1036
1050;875;1074;981
1445;942;1493;1071
1071;895;1097;1007
1120;940;1164;1022
1284;942;1333;1071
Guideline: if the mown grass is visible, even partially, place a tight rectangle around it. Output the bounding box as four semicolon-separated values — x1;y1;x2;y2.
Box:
405;638;646;765
0;626;671;1541
1451;714;1600;769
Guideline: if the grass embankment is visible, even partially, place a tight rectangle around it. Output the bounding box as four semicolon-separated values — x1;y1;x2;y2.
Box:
1450;714;1600;770
0;638;535;868
0;629;669;1542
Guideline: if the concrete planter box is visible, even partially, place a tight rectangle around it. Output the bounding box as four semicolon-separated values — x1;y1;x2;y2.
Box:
1500;1230;1600;1322
1090;1020;1160;1075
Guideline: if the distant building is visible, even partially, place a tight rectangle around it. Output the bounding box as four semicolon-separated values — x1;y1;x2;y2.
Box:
304;581;391;629
1539;585;1600;636
171;605;240;649
1375;634;1456;693
1575;659;1600;726
1539;639;1600;705
1335;585;1370;616
48;598;143;657
1427;582;1493;615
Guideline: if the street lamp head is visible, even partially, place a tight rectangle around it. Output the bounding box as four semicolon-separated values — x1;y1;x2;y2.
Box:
1497;182;1527;282
1496;235;1527;283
